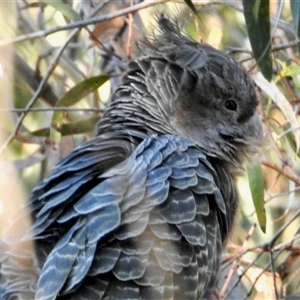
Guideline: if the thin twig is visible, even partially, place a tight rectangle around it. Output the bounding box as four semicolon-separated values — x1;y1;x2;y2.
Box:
0;107;104;113
190;0;295;38
265;186;300;203
0;0;162;152
0;0;167;47
267;207;300;248
262;160;300;186
220;222;257;297
125;0;134;58
0;29;79;153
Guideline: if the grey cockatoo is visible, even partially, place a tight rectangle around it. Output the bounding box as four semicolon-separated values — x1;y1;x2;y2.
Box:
0;15;262;300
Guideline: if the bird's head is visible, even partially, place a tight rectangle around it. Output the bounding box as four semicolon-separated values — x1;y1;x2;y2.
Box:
98;15;263;170
139;15;263;168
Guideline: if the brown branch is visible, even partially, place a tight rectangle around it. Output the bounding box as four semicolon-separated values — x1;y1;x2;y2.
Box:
0;107;104;113
262;160;300;186
13;53;58;106
0;29;79;153
125;0;134;58
0;0;167;47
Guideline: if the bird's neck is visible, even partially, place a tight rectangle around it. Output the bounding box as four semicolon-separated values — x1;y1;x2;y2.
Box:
96;88;173;138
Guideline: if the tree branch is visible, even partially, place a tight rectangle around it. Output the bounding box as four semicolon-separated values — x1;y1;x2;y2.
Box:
262;160;300;186
0;0;167;47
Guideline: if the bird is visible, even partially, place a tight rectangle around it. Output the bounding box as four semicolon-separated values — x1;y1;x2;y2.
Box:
0;15;263;300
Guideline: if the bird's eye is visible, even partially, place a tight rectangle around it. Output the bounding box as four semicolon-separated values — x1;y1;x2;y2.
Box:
225;100;237;111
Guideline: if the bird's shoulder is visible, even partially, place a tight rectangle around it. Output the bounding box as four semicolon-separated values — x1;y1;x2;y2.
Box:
30;133;224;235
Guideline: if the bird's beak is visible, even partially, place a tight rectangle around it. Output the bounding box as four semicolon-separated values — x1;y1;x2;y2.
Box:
245;112;264;141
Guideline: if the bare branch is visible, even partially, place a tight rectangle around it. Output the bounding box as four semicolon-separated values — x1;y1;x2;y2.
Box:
262;160;300;186
0;0;167;47
0;107;104;113
0;29;79;153
13;53;58;106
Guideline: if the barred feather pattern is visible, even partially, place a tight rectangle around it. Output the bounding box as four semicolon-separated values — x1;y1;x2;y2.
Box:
0;15;262;300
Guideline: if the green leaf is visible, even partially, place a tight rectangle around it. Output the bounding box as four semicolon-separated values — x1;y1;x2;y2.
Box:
254;72;300;153
52;75;109;124
28;128;50;137
61;116;99;136
39;0;81;21
243;0;272;81
28;116;99;140
55;75;109;108
246;163;266;233
290;0;300;52
50;126;61;144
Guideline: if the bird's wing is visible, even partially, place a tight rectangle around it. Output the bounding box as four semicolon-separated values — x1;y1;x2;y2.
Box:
0;132;137;300
1;134;227;300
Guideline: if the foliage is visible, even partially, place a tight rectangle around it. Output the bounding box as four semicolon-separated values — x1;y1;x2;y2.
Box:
1;1;300;299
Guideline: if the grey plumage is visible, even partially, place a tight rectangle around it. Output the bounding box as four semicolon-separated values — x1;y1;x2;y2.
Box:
0;15;262;300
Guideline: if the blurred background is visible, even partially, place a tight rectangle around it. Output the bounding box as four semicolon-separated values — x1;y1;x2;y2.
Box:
0;1;300;299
